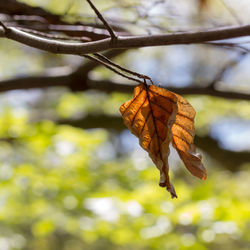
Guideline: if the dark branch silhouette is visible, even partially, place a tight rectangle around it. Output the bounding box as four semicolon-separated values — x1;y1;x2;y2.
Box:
57;113;250;172
1;74;250;100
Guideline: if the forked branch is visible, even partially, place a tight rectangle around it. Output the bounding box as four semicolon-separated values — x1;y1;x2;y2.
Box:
86;0;117;40
1;24;250;55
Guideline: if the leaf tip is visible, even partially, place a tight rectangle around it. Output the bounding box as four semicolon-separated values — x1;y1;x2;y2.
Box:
159;181;178;198
202;173;207;180
167;184;178;199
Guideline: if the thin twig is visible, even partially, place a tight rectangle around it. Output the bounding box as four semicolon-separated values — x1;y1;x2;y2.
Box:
0;21;10;34
93;53;153;83
83;54;142;84
63;0;75;16
208;51;247;89
204;41;250;53
86;0;117;40
221;0;242;25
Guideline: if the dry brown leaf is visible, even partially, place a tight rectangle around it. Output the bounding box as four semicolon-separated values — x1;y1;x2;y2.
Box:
120;83;178;197
171;93;207;181
120;83;206;198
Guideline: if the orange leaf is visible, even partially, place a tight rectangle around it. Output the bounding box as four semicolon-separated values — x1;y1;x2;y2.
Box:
171;93;207;180
120;83;206;198
120;83;178;197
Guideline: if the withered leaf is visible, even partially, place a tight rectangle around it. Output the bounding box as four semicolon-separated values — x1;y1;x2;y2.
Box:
120;83;206;198
171;93;207;181
120;83;178;197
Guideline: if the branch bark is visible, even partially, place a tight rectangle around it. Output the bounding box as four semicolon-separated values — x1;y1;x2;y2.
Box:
1;24;250;55
87;79;250;101
0;67;73;91
1;75;250;101
0;0;129;41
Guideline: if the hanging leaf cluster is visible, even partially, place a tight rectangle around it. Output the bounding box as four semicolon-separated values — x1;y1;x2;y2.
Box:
120;83;206;198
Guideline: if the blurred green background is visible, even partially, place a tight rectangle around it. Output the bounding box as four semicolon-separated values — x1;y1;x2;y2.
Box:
0;0;250;249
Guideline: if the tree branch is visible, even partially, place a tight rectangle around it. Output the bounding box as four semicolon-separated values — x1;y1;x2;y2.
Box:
1;74;250;101
0;49;128;92
0;67;74;91
0;0;129;41
0;0;62;22
1;24;250;55
87;79;250;101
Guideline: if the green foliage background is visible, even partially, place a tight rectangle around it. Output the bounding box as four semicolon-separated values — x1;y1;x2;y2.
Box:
0;91;250;250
